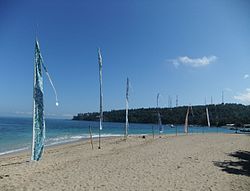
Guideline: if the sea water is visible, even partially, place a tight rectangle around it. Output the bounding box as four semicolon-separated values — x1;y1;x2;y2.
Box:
0;116;234;156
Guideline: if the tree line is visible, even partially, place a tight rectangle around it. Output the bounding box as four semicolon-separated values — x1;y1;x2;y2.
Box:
73;103;250;127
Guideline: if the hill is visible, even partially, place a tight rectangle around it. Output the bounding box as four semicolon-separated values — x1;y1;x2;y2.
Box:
73;103;250;127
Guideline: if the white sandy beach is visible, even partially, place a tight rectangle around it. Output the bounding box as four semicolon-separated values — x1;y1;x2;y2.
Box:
0;133;249;191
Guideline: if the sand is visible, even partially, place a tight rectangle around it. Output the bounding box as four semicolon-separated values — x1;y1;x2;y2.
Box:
0;133;249;191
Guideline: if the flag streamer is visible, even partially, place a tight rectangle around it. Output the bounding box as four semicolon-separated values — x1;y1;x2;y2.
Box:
125;78;129;138
31;40;45;161
184;107;190;134
42;64;59;106
98;48;103;149
31;39;58;161
206;107;210;127
98;48;103;131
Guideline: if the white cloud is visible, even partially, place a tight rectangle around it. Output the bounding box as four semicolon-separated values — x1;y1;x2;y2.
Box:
169;55;217;68
234;88;250;104
243;74;249;79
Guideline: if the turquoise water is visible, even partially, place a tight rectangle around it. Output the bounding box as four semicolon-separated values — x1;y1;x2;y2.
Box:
0;117;234;155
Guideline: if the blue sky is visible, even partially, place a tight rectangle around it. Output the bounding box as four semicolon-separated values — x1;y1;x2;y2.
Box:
0;0;249;118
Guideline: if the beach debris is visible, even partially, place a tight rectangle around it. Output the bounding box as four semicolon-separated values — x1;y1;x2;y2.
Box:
0;174;9;179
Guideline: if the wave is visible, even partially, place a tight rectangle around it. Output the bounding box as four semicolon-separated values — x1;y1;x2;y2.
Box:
0;133;123;156
92;134;123;138
45;133;123;146
0;147;29;156
45;135;86;146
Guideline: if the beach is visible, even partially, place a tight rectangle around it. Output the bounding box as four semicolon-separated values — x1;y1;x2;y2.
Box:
0;133;249;191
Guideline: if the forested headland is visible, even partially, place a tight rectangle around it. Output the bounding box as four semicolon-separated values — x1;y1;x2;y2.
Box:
73;103;250;127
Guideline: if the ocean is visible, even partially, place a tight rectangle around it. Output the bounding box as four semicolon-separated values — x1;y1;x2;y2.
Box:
0;117;234;156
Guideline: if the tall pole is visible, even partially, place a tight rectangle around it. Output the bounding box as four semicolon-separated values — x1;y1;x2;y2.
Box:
168;96;172;109
222;90;224;104
175;125;177;136
98;126;101;149
176;95;178;107
152;126;155;139
157;93;163;135
170;96;172;108
89;126;94;150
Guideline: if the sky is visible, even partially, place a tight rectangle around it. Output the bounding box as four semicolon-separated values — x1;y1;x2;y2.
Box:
0;0;249;118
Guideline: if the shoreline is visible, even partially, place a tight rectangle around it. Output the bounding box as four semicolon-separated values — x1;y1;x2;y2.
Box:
0;133;181;159
0;133;247;158
0;131;237;158
0;135;123;159
0;129;235;157
0;131;231;158
0;134;126;157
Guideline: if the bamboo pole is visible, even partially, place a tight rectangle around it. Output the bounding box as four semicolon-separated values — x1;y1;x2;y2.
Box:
152;126;155;139
124;131;127;141
124;124;127;141
89;126;94;150
98;127;101;149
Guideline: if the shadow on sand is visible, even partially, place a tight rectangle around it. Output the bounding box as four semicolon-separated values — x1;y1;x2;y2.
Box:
213;150;250;177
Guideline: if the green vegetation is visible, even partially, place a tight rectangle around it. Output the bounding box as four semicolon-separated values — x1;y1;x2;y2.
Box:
73;103;250;127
